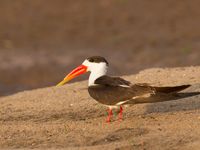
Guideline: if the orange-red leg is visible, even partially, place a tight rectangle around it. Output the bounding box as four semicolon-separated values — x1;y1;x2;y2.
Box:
118;106;123;120
106;108;113;123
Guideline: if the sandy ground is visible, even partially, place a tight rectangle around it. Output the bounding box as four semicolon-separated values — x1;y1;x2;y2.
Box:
0;66;200;149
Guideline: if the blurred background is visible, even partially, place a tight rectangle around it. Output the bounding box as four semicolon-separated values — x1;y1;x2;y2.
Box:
0;0;200;96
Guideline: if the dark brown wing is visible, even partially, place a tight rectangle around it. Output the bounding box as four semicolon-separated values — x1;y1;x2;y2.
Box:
133;84;191;94
153;85;191;93
89;76;191;106
94;75;131;86
88;85;136;105
88;76;153;105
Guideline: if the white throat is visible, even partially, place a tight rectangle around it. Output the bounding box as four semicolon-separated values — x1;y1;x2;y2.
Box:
89;67;107;86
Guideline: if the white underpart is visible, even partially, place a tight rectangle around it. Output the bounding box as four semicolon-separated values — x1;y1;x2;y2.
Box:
108;105;119;109
116;100;130;105
82;60;108;86
119;85;131;88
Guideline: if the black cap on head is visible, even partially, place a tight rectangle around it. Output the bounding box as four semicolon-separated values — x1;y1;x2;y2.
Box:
87;56;109;66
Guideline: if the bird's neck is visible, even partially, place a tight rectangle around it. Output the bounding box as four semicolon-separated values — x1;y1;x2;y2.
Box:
89;68;107;86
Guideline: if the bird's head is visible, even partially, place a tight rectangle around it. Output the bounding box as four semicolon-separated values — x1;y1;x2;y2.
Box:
56;56;109;86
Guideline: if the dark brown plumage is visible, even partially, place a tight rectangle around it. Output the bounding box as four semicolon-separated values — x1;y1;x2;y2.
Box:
88;75;190;106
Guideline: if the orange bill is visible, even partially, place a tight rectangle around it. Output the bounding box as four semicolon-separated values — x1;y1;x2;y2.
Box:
56;65;87;86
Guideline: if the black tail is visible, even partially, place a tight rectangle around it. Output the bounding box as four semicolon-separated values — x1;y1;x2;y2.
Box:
153;85;191;94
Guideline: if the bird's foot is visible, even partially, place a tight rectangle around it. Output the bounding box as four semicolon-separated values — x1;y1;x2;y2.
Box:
118;106;123;121
106;117;111;123
106;108;113;123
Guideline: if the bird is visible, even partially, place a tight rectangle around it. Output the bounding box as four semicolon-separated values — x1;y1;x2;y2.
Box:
56;56;191;122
